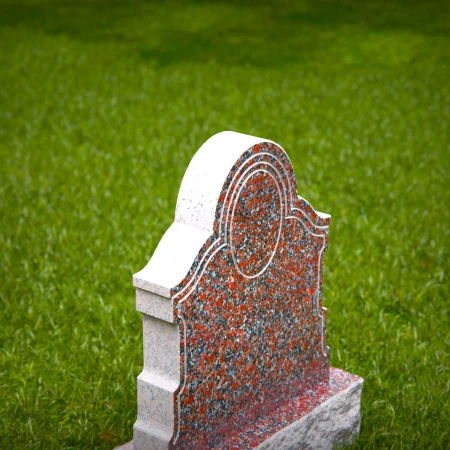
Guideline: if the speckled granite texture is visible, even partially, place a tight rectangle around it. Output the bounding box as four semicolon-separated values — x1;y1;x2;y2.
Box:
118;367;362;450
130;132;363;449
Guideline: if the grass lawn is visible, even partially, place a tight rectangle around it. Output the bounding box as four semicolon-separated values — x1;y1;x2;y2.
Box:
0;0;449;448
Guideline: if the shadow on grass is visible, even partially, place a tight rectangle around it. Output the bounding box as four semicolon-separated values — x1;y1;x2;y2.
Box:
0;0;449;67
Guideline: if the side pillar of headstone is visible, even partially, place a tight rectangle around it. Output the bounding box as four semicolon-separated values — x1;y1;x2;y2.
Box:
130;131;363;449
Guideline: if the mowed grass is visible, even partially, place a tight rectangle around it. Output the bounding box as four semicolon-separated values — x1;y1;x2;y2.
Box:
0;0;449;448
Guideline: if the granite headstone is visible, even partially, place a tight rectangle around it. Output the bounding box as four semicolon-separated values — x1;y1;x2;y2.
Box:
125;131;363;449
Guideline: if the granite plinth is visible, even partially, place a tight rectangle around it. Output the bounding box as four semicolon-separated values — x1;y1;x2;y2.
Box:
118;367;362;450
223;367;363;450
115;442;134;450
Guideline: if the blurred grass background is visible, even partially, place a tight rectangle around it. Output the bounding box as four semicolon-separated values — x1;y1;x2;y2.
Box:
0;0;449;448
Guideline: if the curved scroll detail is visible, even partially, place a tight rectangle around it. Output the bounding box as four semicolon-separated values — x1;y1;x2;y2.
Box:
168;137;331;449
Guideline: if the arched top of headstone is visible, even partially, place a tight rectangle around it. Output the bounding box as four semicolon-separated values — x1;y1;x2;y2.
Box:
133;131;330;299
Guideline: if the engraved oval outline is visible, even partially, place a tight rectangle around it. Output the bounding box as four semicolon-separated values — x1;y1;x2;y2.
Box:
230;169;283;278
219;153;291;238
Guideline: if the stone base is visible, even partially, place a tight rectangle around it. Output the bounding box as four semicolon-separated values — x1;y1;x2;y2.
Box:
253;369;363;450
115;442;134;450
116;367;363;450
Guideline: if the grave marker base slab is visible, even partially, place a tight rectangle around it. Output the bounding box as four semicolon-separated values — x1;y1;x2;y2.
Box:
116;367;363;450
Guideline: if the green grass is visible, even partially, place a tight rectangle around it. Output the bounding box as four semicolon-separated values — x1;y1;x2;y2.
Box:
0;0;449;448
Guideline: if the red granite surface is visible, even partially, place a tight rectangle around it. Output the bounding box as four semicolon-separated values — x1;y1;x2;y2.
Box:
170;142;332;449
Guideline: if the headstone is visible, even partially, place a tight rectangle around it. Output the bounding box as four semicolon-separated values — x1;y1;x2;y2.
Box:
128;131;363;449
